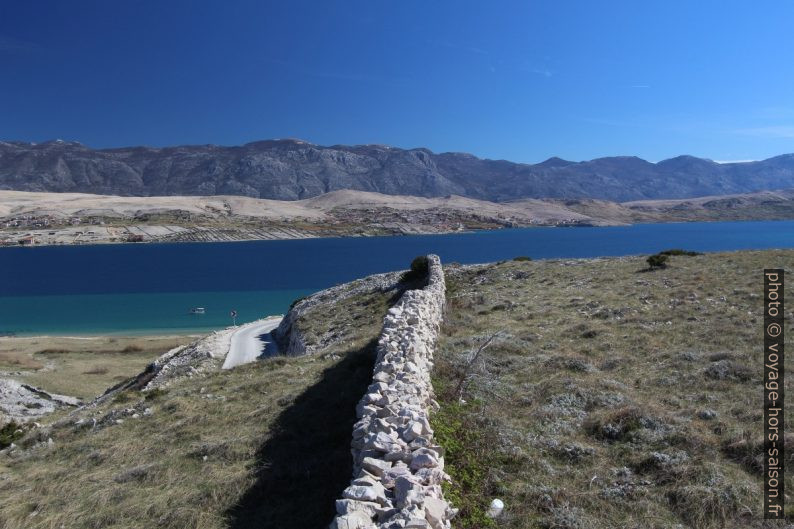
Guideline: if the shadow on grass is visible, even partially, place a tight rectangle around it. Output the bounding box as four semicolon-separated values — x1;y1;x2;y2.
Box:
225;339;377;529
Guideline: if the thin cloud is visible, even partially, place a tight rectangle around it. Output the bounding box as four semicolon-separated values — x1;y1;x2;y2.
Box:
519;62;553;77
732;126;794;139
529;67;553;77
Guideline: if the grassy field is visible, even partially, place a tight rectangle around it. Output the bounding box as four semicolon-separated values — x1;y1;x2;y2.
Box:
433;249;793;528
0;335;193;398
0;282;393;529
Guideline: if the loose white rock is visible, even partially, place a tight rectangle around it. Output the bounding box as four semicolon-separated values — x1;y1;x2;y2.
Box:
487;498;504;518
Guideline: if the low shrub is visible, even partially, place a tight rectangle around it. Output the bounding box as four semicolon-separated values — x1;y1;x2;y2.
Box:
34;348;70;355
513;256;532;262
144;387;168;401
288;296;307;311
585;406;644;441
659;248;701;256
0;421;25;449
646;253;668;269
400;255;430;285
667;478;755;527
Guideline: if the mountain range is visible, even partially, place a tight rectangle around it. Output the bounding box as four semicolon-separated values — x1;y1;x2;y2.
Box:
2;139;794;202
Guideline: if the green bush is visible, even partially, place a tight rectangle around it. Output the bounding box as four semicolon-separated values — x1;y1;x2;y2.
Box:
0;421;24;449
659;248;701;256
431;398;498;528
400;255;430;284
144;388;168;401
512;256;532;262
288;296;307;311
647;253;669;269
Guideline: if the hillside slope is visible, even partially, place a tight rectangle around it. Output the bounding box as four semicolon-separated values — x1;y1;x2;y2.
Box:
1;250;791;528
5;187;794;248
434;250;794;528
0;272;399;529
2;139;794;201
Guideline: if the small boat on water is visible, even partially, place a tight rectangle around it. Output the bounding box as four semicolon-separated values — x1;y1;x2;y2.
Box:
189;307;206;314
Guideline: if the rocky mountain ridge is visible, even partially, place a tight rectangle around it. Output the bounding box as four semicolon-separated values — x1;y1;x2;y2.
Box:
2;139;794;202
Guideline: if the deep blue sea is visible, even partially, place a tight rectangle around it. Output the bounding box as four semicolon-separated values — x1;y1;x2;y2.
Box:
1;220;792;335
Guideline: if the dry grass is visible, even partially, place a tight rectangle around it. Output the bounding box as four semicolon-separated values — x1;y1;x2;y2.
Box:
433;249;794;528
0;286;393;529
0;336;191;398
0;350;44;370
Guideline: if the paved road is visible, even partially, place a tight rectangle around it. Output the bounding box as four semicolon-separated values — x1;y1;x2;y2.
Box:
223;316;283;370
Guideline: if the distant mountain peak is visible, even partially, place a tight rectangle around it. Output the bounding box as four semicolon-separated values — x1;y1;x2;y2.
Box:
660;154;707;162
0;139;792;203
39;139;86;147
657;155;720;170
536;156;576;168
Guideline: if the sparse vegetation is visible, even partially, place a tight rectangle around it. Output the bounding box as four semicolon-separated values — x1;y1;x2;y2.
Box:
513;256;532;262
434;250;793;528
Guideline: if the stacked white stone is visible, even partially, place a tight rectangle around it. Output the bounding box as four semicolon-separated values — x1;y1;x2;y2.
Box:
332;255;457;529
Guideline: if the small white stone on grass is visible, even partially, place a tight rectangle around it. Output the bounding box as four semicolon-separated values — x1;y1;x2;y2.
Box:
487;498;504;518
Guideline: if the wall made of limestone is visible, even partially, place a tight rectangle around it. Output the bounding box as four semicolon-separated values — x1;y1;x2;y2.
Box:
332;255;456;529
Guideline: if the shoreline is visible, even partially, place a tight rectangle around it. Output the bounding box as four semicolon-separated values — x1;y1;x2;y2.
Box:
4;216;793;250
1;331;209;339
0;224;498;250
4;186;794;249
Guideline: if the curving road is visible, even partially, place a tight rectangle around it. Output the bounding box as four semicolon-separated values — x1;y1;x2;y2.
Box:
222;316;283;370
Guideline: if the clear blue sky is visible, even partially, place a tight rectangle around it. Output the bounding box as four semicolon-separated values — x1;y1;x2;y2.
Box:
1;1;793;163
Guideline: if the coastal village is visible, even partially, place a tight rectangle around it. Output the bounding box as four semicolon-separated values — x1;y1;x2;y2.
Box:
0;214;172;246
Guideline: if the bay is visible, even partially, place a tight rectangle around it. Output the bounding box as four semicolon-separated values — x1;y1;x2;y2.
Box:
1;220;791;335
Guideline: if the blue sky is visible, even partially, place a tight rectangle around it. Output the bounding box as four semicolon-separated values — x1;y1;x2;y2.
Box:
1;1;793;163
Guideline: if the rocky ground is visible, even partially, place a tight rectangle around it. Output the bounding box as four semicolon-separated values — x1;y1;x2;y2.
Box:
0;379;80;422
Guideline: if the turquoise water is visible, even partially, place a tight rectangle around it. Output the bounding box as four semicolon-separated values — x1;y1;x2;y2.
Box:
0;289;313;336
1;220;793;335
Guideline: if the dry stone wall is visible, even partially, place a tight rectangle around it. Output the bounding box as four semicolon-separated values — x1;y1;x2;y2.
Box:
274;271;402;356
332;255;456;529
